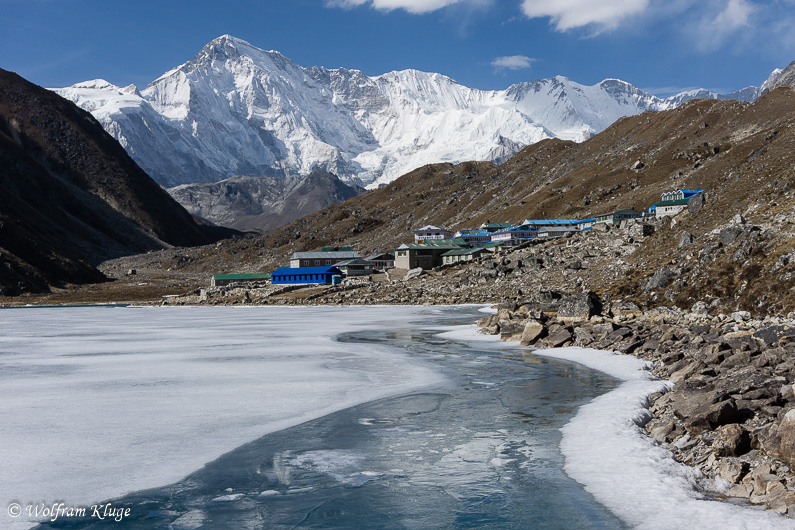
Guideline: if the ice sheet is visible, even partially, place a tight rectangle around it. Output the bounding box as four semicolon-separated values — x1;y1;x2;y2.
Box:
444;324;795;528
0;306;447;528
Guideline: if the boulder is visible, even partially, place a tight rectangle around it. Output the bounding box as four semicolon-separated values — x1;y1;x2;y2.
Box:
754;325;795;347
725;483;753;498
684;399;740;435
712;424;751;456
557;291;602;322
641;267;676;292
611;301;643;317
500;320;526;342
718;226;743;246
687;194;704;213
520;319;546;346
719;460;748;483
678;231;694;248
766;481;795;514
758;409;795;467
649;421;675;443
539;325;572;348
404;267;424;280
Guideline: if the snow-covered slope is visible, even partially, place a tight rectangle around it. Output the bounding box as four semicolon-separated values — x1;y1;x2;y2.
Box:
53;35;777;189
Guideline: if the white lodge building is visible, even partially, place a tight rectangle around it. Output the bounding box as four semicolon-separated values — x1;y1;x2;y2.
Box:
413;225;452;242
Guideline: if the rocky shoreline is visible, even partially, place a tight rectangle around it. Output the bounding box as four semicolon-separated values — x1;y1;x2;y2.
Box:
477;293;795;516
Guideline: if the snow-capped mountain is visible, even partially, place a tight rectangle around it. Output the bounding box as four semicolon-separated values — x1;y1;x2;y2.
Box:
53;35;779;189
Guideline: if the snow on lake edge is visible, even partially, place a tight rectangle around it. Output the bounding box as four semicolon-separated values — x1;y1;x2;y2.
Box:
438;324;795;529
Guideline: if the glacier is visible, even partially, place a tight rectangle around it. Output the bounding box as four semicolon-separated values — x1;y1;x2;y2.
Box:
53;35;778;189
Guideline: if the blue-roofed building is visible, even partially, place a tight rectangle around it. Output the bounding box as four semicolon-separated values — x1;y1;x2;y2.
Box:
271;266;343;285
454;229;492;246
491;224;538;245
660;189;706;202
520;218;582;229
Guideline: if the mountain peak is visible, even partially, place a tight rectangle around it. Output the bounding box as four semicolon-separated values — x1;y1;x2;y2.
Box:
54;38;786;189
210;34;252;47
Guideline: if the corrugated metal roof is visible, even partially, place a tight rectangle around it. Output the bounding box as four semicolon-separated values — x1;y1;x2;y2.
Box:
537;226;580;233
521;218;581;226
290;251;360;260
654;198;690;207
413;225;448;232
494;225;537;233
365;252;395;261
272;266;342;275
441;248;486;256
397;243;462;250
335;259;373;267
212;273;271;280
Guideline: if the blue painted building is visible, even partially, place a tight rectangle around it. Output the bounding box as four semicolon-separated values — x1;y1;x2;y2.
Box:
490;224;538;245
271;266;343;285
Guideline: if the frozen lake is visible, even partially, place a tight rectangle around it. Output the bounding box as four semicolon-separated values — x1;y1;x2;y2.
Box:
1;305;792;529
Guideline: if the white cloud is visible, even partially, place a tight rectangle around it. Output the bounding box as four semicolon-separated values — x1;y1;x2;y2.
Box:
520;0;650;32
491;55;535;70
325;0;473;14
683;0;761;53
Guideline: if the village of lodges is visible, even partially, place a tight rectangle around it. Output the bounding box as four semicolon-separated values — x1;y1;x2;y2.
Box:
211;188;704;287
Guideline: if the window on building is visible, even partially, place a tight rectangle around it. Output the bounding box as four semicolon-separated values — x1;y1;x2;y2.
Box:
314;260;321;266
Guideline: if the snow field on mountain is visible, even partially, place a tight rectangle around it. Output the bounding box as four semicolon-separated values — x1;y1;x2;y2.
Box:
54;35;773;188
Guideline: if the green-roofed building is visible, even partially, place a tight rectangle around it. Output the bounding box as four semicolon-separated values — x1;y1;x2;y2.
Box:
211;273;272;287
395;242;463;270
653;198;690;218
441;247;488;265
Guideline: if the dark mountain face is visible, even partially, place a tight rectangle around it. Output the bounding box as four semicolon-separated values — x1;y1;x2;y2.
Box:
168;169;362;232
0;68;224;295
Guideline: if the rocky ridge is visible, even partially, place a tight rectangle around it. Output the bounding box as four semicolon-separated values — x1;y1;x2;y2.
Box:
167;168;362;231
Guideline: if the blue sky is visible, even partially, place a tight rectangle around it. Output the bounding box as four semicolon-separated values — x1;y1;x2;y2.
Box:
3;0;794;96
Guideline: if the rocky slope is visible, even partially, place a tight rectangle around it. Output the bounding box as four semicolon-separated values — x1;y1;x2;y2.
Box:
168;168;362;232
0;68;227;295
53;35;777;190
